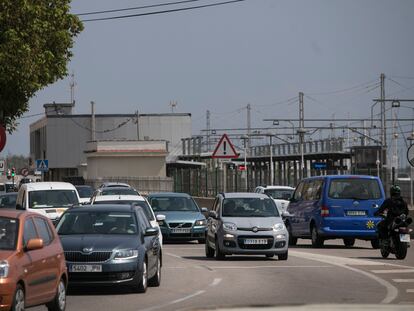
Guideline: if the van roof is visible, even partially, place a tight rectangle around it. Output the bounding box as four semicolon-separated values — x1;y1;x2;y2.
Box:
20;182;77;191
303;175;380;180
93;195;145;202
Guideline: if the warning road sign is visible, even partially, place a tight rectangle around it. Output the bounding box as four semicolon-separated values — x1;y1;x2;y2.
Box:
36;159;49;172
212;134;239;159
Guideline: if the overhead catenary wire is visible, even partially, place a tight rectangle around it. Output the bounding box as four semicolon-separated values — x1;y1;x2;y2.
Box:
305;78;379;96
82;0;247;22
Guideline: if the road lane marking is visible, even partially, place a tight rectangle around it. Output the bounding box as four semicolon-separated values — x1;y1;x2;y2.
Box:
209;278;222;287
406;289;414;293
206;265;331;269
165;252;182;259
392;279;414;283
290;250;398;304
170;290;206;304
372;269;414;274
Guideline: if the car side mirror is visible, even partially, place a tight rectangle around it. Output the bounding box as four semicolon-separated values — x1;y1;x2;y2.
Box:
156;214;166;222
16;204;25;210
201;207;209;213
144;227;159;237
26;238;44;251
208;210;218;219
281;211;291;218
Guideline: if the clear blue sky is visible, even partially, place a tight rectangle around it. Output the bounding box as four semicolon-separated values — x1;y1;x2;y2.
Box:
3;0;414;156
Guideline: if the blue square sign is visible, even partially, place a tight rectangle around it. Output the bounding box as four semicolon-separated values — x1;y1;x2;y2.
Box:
36;159;49;172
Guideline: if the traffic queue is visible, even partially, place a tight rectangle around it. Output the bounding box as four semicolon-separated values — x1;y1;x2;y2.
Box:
0;175;412;311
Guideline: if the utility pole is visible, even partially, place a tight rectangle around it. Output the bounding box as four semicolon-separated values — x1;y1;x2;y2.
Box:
380;73;386;150
70;72;76;105
206;110;211;152
269;134;274;184
298;92;305;179
136;110;140;140
91;101;96;141
247;103;251;152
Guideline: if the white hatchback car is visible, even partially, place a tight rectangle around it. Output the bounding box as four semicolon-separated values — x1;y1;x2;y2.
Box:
254;185;295;213
91;194;164;246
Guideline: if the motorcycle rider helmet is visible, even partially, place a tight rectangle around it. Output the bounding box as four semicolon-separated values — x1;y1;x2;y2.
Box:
390;184;401;197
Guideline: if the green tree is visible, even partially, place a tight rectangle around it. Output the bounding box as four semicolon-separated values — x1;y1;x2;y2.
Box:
0;0;83;132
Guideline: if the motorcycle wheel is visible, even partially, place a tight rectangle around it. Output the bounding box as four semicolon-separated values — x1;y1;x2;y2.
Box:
395;242;408;260
380;246;390;258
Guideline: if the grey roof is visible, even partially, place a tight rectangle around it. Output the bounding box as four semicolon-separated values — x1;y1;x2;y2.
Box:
147;192;191;198
67;204;137;213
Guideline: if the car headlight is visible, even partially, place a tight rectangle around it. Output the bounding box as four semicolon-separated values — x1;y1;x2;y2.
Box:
0;260;9;278
273;223;285;232
195;219;207;226
223;222;237;231
114;249;138;260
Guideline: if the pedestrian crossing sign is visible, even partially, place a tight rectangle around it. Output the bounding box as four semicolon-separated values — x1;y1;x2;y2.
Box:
36;159;49;172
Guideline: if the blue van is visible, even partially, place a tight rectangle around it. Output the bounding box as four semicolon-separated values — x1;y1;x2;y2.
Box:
285;175;385;248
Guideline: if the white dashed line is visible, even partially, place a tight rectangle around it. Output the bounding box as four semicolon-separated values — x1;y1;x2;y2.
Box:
392;279;414;283
371;269;414;274
209;278;222;287
207;265;331;269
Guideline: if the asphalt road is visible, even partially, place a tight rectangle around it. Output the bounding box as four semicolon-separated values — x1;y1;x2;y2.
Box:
32;239;414;311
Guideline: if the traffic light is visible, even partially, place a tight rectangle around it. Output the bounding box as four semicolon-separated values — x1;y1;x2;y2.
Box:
11;167;15;177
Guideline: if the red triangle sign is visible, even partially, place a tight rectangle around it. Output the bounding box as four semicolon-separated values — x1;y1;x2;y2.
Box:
212;134;239;159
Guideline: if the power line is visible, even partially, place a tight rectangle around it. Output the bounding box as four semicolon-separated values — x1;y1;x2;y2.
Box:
77;0;204;16
82;0;247;22
306;78;378;96
19;112;45;119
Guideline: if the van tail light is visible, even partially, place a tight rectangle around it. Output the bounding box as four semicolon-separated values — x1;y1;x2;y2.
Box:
321;206;330;217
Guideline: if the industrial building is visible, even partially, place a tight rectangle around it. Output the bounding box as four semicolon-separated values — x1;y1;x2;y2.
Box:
30;102;191;182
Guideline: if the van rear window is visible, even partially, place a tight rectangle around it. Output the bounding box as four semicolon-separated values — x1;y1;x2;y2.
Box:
328;178;382;200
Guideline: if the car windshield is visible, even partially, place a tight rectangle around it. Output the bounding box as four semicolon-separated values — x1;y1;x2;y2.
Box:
222;198;279;217
328;178;382;200
0;217;18;250
101;188;138;196
57;211;137;235
149;196;199;212
0;194;17;208
264;189;294;200
76;186;93;198
29;190;79;208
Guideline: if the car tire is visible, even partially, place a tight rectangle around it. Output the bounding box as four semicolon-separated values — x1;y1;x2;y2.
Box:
198;238;206;244
11;284;25;311
371;239;380;249
278;251;288;261
134;260;148;293
205;240;215;258
46;278;66;311
148;256;161;287
311;225;324;248
286;223;297;246
215;238;225;260
343;238;355;247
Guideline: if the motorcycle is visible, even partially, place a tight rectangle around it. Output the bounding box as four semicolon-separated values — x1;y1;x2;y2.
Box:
379;214;412;260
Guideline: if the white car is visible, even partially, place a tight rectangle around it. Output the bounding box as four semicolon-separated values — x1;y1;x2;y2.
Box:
254;185;295;213
16;182;80;224
91;194;164;246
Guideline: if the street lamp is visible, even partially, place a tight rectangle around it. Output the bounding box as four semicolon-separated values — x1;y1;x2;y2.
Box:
297;128;307;179
265;133;274;185
407;134;414;208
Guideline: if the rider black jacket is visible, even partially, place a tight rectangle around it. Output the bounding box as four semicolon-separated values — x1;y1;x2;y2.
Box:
374;196;409;221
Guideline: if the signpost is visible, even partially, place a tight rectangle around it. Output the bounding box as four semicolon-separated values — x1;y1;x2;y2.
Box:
212;134;239;192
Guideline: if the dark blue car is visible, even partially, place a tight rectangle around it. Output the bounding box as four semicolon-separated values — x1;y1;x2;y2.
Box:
285;175;385;248
56;204;161;293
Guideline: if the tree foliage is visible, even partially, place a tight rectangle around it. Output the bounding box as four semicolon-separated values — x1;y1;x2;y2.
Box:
0;0;83;132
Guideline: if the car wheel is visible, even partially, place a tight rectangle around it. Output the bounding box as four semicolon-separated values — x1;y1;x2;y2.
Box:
343;238;355;247
134;260;148;293
198;238;206;244
46;278;66;311
371;239;380;249
215;238;225;260
311;225;324;248
11;284;25;311
278;251;288;261
286;223;297;246
148;256;161;287
205;240;215;258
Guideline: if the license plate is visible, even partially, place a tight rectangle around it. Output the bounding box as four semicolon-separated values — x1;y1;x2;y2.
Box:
171;228;191;233
244;239;268;245
346;210;366;216
69;264;102;273
400;234;410;242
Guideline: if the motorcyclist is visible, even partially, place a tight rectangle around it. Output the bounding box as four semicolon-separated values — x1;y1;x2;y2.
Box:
374;185;409;240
